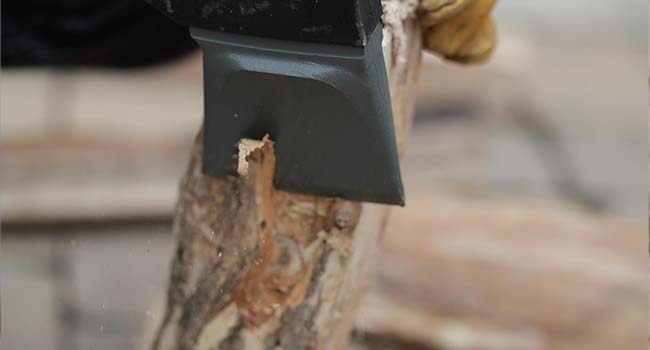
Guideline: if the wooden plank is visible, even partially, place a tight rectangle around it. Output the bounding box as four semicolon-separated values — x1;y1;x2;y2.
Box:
1;56;203;224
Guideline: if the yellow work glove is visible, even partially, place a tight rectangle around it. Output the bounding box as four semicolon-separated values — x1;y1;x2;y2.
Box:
419;0;497;64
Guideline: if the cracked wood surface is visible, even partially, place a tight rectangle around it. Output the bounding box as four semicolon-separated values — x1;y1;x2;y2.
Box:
150;1;423;349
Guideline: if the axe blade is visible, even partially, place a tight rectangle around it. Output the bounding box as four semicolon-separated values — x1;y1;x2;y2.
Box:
144;0;404;205
193;23;404;205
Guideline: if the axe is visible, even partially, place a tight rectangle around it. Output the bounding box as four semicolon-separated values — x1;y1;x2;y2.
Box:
145;0;405;205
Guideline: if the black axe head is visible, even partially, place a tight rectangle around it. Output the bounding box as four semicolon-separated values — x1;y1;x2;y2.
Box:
145;0;405;206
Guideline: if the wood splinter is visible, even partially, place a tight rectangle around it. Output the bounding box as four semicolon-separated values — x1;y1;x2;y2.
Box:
236;137;269;177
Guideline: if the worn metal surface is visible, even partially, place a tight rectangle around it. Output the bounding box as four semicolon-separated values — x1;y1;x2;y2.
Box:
145;0;382;47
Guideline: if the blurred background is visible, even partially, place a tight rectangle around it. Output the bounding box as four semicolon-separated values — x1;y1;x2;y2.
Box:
1;1;647;349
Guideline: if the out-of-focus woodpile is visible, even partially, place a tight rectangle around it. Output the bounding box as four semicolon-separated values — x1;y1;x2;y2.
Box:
350;194;646;350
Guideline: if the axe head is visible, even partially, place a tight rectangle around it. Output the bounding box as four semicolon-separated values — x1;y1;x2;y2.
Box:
145;0;404;205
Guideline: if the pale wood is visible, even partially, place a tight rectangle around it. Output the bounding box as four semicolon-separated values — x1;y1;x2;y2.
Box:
150;1;423;349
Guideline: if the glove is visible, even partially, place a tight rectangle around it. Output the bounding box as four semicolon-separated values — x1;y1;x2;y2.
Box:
419;0;497;64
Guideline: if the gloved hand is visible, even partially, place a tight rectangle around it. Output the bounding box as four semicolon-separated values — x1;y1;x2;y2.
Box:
418;0;497;64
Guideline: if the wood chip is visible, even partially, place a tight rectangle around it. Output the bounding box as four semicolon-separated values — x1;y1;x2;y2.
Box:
236;136;270;176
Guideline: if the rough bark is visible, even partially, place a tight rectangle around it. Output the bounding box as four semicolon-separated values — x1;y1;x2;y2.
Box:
150;1;423;349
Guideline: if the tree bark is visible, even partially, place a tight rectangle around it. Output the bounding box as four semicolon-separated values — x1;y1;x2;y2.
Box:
150;1;423;349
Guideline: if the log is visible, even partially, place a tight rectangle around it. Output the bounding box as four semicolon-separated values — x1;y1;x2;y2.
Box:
352;195;646;350
150;2;422;349
150;1;498;349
